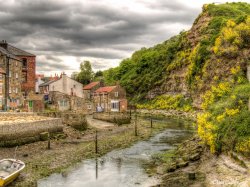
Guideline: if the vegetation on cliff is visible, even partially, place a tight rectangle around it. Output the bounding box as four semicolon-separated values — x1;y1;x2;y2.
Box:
103;3;250;156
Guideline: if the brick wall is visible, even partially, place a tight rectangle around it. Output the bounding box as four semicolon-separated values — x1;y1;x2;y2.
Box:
19;56;36;94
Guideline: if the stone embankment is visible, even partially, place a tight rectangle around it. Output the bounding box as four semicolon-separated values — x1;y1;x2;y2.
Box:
137;109;198;120
0;112;63;147
37;112;88;131
150;136;250;187
93;112;131;125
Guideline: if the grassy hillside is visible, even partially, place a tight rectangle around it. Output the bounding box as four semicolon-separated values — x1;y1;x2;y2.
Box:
103;2;250;156
104;2;250;104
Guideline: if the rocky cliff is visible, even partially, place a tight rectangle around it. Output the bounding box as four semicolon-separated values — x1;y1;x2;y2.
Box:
103;2;250;109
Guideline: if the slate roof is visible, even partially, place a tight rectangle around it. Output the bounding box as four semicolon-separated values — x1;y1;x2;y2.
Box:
6;44;35;57
94;86;116;93
83;82;100;90
0;46;22;61
39;79;58;87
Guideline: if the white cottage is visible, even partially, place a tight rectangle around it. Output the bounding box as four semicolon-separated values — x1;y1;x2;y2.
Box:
49;74;84;98
39;74;84;111
39;73;84;98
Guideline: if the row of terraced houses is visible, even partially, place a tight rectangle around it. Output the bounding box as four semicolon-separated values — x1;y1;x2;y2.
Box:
0;40;35;110
0;41;127;113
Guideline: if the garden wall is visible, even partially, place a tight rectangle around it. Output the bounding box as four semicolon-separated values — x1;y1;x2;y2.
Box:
37;112;88;131
0;113;63;147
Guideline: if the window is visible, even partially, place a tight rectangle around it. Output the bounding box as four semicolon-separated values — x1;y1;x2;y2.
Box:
9;88;11;93
0;84;2;94
111;101;120;112
60;100;68;107
13;88;15;93
9;71;11;77
87;105;92;109
115;92;119;97
16;87;18;93
22;59;27;68
16;61;18;66
16;73;18;79
0;74;2;81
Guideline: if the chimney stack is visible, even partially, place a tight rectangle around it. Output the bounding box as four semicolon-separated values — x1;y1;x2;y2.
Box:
0;40;8;49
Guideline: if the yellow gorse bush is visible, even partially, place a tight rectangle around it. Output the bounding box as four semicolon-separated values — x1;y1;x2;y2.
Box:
236;138;250;154
136;94;192;111
202;82;231;109
213;17;250;56
197;112;217;153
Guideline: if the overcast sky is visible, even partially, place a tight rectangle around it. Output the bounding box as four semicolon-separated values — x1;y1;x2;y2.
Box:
0;0;249;76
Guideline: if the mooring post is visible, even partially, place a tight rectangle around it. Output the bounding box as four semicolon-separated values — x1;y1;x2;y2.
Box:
188;172;196;180
95;157;98;179
135;113;138;136
150;117;153;128
47;131;51;150
95;130;98;154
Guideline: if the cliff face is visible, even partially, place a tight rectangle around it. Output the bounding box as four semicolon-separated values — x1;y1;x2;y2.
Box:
104;3;250;108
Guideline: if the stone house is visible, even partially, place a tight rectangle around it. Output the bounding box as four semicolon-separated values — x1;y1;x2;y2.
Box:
0;67;5;110
0;41;36;97
49;91;85;112
83;81;103;112
25;92;45;112
93;85;128;112
0;46;23;110
83;81;102;100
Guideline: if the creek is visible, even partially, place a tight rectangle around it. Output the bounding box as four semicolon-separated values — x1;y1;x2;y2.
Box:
38;118;193;187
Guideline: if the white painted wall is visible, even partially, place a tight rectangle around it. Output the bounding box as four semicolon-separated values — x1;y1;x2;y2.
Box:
50;74;84;98
35;77;44;93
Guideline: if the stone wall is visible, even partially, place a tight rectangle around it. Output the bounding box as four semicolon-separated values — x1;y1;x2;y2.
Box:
0;116;63;147
37;111;88;131
49;91;89;112
93;112;131;125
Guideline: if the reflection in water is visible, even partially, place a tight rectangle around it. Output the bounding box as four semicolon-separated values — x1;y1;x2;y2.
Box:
95;157;98;180
38;118;193;187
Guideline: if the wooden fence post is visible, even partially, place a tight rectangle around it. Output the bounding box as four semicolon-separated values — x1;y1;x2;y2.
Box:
135;113;138;136
47;131;51;150
95;130;98;154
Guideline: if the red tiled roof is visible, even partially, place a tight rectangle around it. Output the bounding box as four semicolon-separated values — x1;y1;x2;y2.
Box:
36;74;44;79
94;86;116;93
83;82;100;90
0;68;5;74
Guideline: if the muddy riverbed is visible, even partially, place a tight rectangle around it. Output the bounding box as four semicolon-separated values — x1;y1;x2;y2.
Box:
38;118;193;187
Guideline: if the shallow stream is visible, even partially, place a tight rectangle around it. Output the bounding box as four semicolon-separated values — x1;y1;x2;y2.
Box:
38;118;193;187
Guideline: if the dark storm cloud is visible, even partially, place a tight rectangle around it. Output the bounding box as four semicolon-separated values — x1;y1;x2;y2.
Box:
0;0;200;72
36;56;73;72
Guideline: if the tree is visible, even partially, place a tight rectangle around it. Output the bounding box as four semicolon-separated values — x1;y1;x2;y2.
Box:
71;72;78;80
95;70;103;78
76;61;94;85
